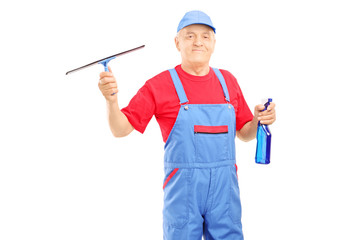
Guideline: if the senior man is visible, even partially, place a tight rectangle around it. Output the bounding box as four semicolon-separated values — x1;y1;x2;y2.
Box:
98;10;276;240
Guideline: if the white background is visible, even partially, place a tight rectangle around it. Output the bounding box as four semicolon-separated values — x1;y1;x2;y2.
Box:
1;0;359;239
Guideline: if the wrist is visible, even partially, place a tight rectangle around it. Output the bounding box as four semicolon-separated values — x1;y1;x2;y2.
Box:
251;115;259;125
106;99;119;108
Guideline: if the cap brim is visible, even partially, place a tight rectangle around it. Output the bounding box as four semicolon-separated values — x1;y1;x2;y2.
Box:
178;23;216;33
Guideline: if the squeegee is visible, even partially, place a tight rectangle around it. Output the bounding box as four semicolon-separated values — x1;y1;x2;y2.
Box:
65;45;145;75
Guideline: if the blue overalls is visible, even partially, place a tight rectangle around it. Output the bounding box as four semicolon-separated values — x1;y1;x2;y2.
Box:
162;68;244;240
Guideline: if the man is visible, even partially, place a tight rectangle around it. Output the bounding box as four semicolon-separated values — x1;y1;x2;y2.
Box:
98;10;276;240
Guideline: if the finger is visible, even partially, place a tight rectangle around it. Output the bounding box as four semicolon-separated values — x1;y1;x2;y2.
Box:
111;89;119;95
267;102;276;111
99;71;114;78
259;113;276;124
259;108;275;116
107;88;118;96
102;83;117;90
99;81;117;92
99;85;117;94
108;66;113;73
260;119;275;125
259;112;275;120
255;104;265;112
100;77;116;85
103;87;118;96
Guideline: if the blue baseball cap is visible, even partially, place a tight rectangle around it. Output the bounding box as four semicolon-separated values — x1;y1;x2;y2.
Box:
177;10;216;33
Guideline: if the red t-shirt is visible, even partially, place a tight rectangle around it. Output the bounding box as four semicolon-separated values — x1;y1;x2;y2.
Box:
121;65;253;142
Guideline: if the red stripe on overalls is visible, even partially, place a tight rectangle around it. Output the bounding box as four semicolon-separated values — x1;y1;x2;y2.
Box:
194;125;228;133
235;164;238;179
163;168;179;189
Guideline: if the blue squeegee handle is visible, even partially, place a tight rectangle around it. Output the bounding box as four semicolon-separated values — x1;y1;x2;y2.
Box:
99;56;116;72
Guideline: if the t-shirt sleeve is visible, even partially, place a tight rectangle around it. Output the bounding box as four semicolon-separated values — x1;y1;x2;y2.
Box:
235;86;253;131
121;81;155;134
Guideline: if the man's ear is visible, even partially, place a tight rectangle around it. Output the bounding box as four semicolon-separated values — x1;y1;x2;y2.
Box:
174;36;181;52
212;38;216;53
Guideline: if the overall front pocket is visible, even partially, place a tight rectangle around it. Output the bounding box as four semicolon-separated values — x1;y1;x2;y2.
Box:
194;125;230;162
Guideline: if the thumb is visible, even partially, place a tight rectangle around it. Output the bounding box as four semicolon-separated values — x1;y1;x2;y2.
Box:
255;104;265;112
108;66;113;73
254;104;264;118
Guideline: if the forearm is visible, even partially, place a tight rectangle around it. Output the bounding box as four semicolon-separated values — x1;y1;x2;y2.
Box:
236;117;258;142
107;101;134;137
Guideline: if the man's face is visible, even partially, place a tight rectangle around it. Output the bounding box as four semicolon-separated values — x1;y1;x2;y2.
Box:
175;24;216;66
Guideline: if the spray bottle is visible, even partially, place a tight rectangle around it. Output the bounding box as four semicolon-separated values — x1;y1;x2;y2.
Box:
255;98;272;164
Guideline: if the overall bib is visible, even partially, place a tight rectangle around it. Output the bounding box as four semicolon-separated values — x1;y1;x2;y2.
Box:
162;68;244;240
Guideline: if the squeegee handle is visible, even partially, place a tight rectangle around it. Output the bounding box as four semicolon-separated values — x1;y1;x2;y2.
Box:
99;56;116;72
99;57;117;95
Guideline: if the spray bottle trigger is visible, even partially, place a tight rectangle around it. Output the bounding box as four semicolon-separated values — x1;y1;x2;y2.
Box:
262;98;273;112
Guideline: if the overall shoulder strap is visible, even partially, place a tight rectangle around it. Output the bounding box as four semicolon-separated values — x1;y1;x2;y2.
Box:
212;68;230;102
168;69;189;104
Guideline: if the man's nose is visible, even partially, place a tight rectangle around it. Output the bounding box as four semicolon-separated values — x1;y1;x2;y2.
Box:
194;39;203;47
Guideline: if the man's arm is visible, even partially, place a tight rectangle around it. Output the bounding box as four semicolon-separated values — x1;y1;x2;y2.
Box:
236;118;258;142
106;101;134;137
98;67;134;138
236;102;276;142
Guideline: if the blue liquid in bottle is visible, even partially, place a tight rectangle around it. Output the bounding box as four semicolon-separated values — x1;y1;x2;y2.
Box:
255;98;272;164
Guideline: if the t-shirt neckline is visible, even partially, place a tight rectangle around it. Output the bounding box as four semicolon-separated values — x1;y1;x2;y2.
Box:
176;65;214;82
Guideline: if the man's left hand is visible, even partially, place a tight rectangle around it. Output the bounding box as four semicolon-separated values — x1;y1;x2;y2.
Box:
254;102;276;125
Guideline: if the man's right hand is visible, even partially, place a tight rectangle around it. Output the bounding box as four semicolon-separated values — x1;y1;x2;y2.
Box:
98;67;119;103
98;66;134;137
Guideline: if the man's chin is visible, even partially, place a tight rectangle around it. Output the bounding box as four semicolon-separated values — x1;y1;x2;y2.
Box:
188;58;210;65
